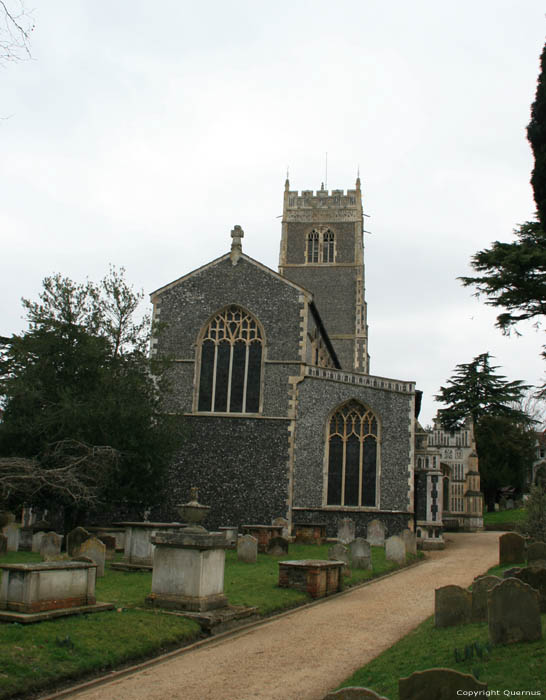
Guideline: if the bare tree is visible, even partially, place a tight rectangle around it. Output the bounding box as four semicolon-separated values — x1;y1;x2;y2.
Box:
0;440;119;507
0;0;33;65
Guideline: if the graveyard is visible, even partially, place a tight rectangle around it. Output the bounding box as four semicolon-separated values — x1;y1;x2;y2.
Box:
0;535;419;699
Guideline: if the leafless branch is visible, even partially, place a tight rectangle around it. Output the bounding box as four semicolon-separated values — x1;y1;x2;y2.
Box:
0;0;34;65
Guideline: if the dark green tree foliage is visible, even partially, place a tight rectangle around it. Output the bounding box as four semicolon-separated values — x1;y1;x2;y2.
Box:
435;353;530;429
0;269;181;514
475;415;535;509
459;221;546;333
436;354;533;510
521;484;546;541
528;42;546;228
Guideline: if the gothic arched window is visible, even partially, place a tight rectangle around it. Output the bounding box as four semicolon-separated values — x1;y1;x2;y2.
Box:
306;231;319;263
322;229;335;263
197;306;263;413
326;400;378;507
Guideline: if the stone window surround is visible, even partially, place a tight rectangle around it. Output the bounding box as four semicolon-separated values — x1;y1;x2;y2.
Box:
192;305;266;415
322;399;381;510
305;226;336;264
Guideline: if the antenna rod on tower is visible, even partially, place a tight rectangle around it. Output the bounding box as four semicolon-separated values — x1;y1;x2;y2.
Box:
325;152;328;189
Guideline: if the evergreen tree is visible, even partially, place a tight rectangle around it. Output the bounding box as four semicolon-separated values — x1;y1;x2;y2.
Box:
528;42;546;228
435;353;530;429
0;269;182;519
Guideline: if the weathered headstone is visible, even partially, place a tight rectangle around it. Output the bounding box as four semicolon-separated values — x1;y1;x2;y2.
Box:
100;535;116;560
401;529;417;556
237;534;257;563
266;536;289;556
499;532;525;565
0;534;7;555
329;543;351;575
434;585;472;627
323;688;389;699
488;578;542;645
272;517;290;539
399;668;487;699
506;498;515;510
31;531;46;553
511;565;546;612
349;538;372;570
66;526;90;557
3;523;20;552
385;535;405;565
366;519;385;547
471;575;502;622
337;518;355;545
40;531;63;561
78;537;106;577
527;541;546;567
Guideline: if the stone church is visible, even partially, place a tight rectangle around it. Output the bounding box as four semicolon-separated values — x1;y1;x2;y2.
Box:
150;178;477;543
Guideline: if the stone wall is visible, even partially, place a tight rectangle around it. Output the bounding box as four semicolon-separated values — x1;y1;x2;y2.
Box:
292;374;414;517
165;416;291;529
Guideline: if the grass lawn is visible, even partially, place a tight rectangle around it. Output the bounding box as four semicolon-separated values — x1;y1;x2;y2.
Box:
336;560;546;699
0;543;419;698
483;508;526;527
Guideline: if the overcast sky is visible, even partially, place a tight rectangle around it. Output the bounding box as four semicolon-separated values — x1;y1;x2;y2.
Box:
1;1;545;425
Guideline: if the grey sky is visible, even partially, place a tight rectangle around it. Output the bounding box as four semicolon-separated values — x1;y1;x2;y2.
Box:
1;1;545;425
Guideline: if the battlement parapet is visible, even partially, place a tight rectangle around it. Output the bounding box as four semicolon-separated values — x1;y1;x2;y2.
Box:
285;188;360;209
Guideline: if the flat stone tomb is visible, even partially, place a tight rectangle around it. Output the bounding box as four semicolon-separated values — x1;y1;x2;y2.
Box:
112;522;189;570
0;561;113;623
278;560;343;599
146;531;229;612
240;525;283;553
293;522;326;545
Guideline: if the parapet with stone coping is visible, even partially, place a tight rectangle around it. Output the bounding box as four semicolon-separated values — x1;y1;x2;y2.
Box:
305;365;415;395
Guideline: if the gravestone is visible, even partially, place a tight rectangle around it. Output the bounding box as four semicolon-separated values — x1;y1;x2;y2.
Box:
40;532;63;561
66;526;90;557
503;566;523;579
349;538;372;570
499;532;525;565
0;535;6;555
329;543;351;575
488;578;542;644
100;535;116;560
78;537;106;577
385;535;405;565
366;519;385;547
323;688;389;699
399;668;487;699
471;575;502;622
272;517;290;539
512;566;546;612
237;534;258;564
434;585;472;627
31;531;46;553
266;536;289;556
337;518;355;545
527;541;546;567
506;498;515;510
3;523;20;552
401;529;417;556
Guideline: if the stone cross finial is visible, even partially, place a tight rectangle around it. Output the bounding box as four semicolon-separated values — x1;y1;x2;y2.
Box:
230;225;244;265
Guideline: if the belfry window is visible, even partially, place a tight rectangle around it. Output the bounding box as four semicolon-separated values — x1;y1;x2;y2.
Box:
197;306;263;413
326;400;378;507
306;228;335;263
307;231;319;263
322;230;335;262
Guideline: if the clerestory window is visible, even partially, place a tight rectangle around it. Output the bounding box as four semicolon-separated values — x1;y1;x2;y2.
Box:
326;400;378;507
197;306;263;413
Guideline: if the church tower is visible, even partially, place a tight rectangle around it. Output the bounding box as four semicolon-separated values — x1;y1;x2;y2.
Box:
279;178;370;373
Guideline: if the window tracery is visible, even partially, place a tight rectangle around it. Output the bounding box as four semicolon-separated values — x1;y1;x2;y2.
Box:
197;306;263;413
326;400;378;507
306;228;335;264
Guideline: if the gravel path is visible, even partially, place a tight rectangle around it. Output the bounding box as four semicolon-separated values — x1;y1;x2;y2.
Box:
65;531;500;700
